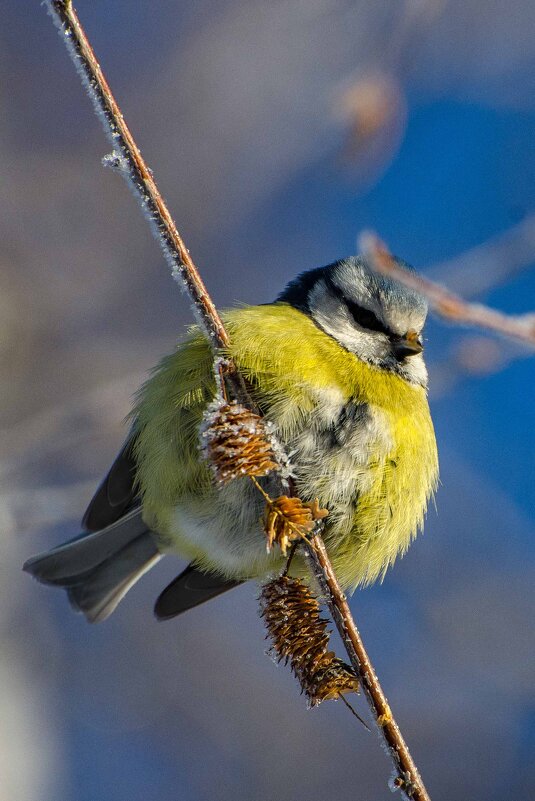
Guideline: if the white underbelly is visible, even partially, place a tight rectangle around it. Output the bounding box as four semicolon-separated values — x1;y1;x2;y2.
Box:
166;476;284;578
163;390;392;579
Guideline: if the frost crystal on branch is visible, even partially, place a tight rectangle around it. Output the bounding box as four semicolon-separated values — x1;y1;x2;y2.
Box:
102;150;129;175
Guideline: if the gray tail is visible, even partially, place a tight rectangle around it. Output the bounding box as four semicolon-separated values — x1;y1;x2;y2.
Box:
23;508;161;623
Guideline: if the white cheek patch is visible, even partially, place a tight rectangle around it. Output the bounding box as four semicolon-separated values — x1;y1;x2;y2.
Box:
308;278;428;387
308;281;391;362
398;352;428;386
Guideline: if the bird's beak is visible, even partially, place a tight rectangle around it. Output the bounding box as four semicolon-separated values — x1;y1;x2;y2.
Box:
393;329;423;360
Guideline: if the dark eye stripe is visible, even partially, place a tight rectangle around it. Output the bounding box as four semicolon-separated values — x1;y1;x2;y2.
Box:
323;274;394;337
344;298;392;336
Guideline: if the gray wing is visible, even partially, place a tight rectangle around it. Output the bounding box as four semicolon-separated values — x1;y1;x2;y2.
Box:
154;564;242;619
84;434;241;618
82;435;139;531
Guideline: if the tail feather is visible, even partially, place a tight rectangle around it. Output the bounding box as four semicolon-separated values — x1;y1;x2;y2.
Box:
23;508;148;583
23;507;160;623
67;537;161;623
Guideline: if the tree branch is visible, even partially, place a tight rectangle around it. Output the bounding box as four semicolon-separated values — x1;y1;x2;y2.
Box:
46;0;229;348
360;231;535;347
44;3;432;798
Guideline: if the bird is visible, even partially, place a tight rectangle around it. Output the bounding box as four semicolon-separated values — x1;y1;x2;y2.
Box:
24;254;438;623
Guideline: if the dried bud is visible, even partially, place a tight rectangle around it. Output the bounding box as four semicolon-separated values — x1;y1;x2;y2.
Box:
392;772;417;797
259;575;359;707
201;401;279;484
263;496;328;555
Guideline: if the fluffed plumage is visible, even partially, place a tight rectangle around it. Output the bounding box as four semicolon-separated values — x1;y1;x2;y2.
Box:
24;255;439;621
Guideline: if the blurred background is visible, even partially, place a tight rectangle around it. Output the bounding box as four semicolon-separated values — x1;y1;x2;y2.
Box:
2;1;535;799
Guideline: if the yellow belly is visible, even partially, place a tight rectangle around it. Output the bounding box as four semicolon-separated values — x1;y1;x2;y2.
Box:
133;304;439;589
324;400;438;589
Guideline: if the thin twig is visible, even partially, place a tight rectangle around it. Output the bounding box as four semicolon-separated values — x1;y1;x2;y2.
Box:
44;3;432;798
46;1;228;348
360;231;535;347
338;691;371;731
304;536;426;797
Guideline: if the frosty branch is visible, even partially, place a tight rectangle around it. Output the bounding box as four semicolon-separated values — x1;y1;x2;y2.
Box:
46;2;228;347
360;231;535;348
44;3;432;799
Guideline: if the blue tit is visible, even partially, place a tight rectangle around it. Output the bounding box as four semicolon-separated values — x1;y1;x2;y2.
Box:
24;255;438;622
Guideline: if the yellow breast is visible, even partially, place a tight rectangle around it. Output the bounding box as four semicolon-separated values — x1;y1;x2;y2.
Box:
225;305;439;588
133;303;438;589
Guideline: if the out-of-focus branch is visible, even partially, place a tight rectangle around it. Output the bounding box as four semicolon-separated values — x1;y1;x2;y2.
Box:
427;213;535;298
44;3;432;798
360;232;535;347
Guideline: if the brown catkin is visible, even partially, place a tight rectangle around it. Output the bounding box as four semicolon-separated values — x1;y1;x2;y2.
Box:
259;575;359;706
201;402;279;484
263;496;328;554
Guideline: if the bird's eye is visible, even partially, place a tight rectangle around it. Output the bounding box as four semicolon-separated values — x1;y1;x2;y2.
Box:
344;299;391;336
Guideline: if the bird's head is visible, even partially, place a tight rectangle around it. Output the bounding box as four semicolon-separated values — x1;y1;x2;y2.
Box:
278;255;429;386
